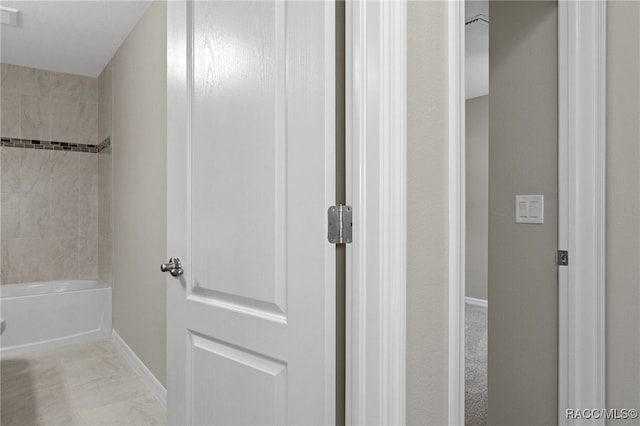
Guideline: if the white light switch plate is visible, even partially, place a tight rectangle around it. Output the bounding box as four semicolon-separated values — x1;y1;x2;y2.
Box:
515;195;544;224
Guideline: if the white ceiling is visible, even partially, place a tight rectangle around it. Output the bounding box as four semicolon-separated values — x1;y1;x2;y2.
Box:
3;0;489;91
0;1;152;77
465;0;489;100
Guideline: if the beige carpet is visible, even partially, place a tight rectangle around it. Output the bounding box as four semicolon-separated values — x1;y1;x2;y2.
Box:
465;302;488;426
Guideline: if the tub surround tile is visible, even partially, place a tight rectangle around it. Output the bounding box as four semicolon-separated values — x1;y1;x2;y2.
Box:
79;154;98;194
1;63;20;95
77;102;98;145
97;137;111;154
1;63;99;149
77;237;98;278
50;100;98;145
49;238;79;280
1;239;21;283
1;92;21;139
98;238;112;286
50;98;81;144
1;193;20;238
98;194;112;239
98;149;112;196
50;192;79;238
1;147;21;192
78;193;98;239
19;193;50;238
97;138;113;287
17;238;50;283
50;151;79;193
98;63;112;143
20;148;51;193
1;64;104;286
50;72;98;103
21;95;51;141
20;67;51;98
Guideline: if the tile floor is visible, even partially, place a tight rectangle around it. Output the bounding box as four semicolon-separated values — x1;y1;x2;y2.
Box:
1;341;165;426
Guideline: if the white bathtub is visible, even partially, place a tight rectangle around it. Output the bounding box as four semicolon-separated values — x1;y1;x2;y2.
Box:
0;279;112;356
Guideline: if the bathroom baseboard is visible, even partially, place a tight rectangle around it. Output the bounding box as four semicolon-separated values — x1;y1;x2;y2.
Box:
465;296;488;308
111;330;167;407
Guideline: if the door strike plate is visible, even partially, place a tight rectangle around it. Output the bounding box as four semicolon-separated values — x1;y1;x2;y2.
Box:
557;250;569;266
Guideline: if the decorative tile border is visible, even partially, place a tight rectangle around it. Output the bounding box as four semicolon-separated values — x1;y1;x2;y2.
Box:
0;136;111;153
97;137;111;153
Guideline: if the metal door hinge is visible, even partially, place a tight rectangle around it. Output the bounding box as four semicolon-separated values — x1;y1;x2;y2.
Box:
328;205;352;244
557;250;569;266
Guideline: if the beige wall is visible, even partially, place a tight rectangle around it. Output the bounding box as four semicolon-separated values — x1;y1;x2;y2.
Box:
1;65;99;284
488;2;558;424
465;95;488;301
110;0;167;386
407;1;450;424
606;1;640;423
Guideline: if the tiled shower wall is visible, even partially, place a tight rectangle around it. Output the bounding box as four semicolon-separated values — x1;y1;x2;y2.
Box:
1;148;98;283
0;63;112;285
1;64;97;143
98;62;113;286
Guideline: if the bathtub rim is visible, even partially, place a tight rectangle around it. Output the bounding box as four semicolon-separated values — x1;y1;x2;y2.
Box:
0;279;110;299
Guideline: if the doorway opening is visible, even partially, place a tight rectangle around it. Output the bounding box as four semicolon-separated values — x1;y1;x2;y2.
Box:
463;2;489;424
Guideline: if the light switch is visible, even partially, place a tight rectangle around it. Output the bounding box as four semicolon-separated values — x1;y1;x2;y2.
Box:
515;195;544;224
517;201;528;218
529;200;541;218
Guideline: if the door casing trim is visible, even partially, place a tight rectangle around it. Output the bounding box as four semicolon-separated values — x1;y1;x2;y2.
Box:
557;1;607;424
448;0;466;424
345;0;407;424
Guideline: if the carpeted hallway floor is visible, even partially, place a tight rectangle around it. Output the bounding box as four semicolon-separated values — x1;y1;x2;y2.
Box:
465;302;488;426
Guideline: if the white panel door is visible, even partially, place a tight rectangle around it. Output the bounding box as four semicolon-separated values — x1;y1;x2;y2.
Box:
166;1;335;424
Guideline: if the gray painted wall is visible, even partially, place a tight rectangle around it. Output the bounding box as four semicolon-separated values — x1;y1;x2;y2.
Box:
606;2;640;423
488;2;558;424
466;95;489;301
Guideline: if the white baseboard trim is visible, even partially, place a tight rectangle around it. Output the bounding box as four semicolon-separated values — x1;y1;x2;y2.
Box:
465;296;488;308
111;330;166;407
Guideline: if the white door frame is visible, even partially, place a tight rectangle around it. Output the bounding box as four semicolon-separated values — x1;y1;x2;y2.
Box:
447;0;607;425
448;1;466;424
557;1;606;424
345;0;407;425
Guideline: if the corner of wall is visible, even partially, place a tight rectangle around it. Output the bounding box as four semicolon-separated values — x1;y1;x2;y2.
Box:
109;0;167;387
